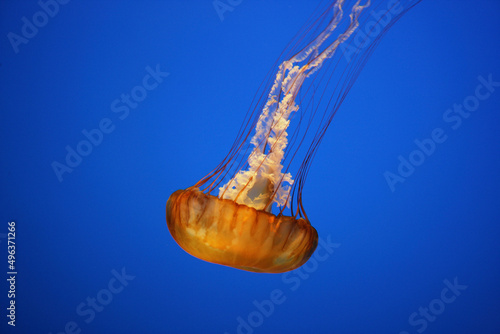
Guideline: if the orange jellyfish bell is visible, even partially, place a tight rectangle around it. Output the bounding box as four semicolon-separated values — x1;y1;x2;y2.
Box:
166;0;421;273
166;187;317;273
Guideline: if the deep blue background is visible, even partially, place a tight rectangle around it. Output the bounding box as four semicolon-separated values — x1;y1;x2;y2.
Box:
1;1;499;333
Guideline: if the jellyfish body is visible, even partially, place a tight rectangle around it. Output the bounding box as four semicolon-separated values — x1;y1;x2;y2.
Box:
167;0;421;273
167;188;317;273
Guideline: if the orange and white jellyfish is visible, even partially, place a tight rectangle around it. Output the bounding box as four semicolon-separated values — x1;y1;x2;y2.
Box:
167;0;421;273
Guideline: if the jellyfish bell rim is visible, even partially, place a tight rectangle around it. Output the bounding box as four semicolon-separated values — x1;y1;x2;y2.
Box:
166;187;318;273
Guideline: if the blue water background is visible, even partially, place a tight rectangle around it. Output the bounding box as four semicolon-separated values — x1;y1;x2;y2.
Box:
1;1;499;333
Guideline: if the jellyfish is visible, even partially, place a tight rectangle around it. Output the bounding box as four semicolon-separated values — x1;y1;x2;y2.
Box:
166;0;421;273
